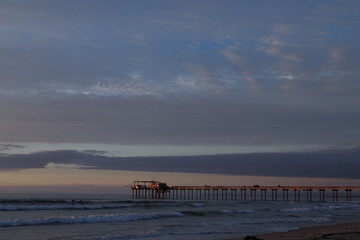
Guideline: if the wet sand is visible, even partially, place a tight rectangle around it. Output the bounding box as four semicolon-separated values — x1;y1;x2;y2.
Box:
230;222;360;240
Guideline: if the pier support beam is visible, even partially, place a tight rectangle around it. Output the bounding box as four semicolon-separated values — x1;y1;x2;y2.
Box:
221;189;228;200
332;189;338;202
205;189;210;200
294;189;300;202
346;189;352;201
240;189;246;200
306;189;313;202
135;189;139;198
231;189;237;200
271;189;278;201
261;189;267;201
319;189;325;202
213;189;219;200
283;189;289;201
250;189;257;201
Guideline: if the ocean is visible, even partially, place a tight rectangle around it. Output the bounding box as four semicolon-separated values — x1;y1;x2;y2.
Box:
0;192;359;240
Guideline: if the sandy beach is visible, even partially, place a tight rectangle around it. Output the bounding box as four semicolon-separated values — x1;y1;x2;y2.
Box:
231;222;360;240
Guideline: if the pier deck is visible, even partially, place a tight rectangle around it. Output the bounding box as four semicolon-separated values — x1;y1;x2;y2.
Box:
131;181;360;202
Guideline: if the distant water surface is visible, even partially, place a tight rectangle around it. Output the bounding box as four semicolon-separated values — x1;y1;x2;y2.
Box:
0;193;359;240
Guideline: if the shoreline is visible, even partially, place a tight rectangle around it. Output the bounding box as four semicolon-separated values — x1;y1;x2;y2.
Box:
229;222;360;240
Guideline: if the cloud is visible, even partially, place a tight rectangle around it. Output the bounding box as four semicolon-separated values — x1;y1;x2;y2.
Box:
0;148;359;179
0;92;359;147
1;1;359;98
0;144;26;152
0;0;360;152
45;162;93;169
81;150;108;156
88;76;157;96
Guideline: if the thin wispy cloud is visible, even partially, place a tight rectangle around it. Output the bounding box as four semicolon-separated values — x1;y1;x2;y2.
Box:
0;144;26;152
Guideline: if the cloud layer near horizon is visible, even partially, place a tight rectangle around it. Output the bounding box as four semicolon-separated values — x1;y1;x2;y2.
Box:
1;148;359;179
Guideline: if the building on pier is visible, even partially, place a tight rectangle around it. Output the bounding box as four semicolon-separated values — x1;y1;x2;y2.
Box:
132;180;170;199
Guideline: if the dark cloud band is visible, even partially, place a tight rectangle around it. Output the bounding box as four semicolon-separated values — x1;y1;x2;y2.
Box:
1;148;359;179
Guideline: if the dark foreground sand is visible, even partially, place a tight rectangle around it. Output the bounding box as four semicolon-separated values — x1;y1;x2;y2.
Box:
229;222;360;240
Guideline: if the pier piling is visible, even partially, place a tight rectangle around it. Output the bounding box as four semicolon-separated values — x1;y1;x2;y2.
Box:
131;181;360;202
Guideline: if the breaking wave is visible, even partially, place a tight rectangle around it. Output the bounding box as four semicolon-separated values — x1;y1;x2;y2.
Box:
0;212;184;227
0;204;136;211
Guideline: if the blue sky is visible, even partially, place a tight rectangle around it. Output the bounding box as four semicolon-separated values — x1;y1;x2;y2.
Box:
0;0;359;190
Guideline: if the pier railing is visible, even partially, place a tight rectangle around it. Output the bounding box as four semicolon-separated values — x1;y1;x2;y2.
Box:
131;182;360;202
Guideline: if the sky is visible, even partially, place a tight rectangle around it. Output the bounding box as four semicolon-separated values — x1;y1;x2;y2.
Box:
0;0;360;193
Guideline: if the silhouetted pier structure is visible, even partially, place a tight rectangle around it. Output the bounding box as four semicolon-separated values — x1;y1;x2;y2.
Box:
131;181;360;202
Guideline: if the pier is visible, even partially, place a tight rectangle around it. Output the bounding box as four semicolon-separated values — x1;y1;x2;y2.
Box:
131;181;360;202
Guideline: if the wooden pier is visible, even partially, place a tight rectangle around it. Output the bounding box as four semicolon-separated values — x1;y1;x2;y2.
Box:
131;181;360;202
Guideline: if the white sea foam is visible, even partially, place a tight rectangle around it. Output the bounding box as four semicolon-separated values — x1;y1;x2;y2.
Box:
0;212;184;227
218;209;254;214
281;203;360;213
189;203;205;207
280;207;312;212
312;205;337;211
220;209;235;214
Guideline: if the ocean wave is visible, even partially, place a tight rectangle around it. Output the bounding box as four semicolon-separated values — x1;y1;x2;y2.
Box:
281;203;360;213
50;229;161;240
51;227;236;240
220;209;255;215
242;215;331;225
189;202;205;207
238;209;255;214
280;207;312;213
0;212;183;227
313;203;360;211
0;203;135;211
181;208;255;217
220;209;234;214
0;199;142;205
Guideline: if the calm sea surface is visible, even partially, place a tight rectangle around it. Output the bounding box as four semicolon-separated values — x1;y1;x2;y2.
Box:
0;192;359;240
